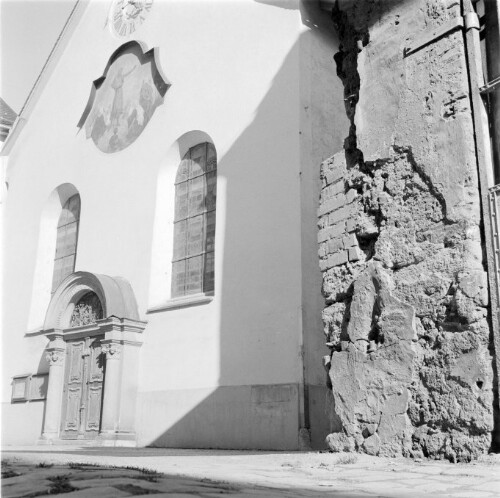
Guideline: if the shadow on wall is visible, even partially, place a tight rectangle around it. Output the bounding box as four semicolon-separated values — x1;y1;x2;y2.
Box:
142;34;305;451
140;2;347;451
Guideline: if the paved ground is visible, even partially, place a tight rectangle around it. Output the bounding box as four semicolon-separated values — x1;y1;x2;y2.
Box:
1;446;499;497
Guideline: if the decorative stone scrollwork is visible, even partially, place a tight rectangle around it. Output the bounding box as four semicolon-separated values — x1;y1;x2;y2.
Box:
102;343;122;360
46;350;65;366
70;304;97;327
70;291;103;327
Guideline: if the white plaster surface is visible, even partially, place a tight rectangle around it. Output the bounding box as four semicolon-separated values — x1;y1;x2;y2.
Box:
2;0;344;448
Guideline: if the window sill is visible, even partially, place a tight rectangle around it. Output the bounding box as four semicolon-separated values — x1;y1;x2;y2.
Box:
146;293;213;313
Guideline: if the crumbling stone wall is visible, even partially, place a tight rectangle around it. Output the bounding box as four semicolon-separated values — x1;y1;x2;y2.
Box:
319;0;495;462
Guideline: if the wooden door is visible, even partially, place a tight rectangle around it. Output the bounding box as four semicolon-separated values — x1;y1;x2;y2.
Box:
60;336;105;439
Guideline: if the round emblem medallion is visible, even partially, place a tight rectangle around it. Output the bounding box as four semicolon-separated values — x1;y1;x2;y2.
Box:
109;0;153;37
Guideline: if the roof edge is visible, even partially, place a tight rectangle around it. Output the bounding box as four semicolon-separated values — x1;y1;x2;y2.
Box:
1;0;90;157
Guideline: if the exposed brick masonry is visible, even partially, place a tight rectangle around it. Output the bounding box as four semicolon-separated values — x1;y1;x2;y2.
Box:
318;155;360;272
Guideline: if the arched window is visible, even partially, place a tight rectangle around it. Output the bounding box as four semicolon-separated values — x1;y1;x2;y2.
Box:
51;194;80;293
172;142;216;297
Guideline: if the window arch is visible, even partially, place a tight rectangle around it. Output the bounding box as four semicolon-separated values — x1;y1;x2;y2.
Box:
172;142;216;297
51;194;80;293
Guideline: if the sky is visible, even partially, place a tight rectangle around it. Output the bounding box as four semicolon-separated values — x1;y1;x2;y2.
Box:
0;0;77;114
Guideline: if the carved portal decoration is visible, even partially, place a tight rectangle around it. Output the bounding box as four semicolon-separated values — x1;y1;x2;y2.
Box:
46;350;65;366
70;292;103;328
78;41;170;153
102;343;122;360
45;272;141;330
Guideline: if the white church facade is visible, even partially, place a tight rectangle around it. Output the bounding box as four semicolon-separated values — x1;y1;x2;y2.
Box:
1;0;348;449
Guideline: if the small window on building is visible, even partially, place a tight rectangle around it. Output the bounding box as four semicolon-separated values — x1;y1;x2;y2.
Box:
52;194;80;293
172;142;216;298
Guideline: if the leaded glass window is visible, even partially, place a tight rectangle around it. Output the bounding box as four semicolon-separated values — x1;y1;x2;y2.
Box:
172;143;216;297
52;194;80;293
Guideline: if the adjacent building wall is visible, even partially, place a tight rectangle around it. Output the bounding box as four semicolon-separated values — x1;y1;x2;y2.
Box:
319;0;496;461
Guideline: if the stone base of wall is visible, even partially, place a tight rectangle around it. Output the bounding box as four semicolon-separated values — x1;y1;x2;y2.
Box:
136;384;300;450
2;401;46;446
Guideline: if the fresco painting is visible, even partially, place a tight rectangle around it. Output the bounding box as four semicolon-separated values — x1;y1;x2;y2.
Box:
84;50;165;153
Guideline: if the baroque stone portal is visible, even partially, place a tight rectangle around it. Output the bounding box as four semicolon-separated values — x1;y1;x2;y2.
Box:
41;272;146;446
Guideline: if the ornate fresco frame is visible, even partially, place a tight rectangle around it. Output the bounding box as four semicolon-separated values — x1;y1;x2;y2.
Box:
77;41;170;147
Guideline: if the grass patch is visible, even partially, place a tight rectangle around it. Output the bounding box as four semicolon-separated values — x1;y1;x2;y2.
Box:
68;462;101;470
114;483;161;495
1;460;21;479
199;477;241;491
65;462;162;482
47;475;77;494
36;462;53;468
123;466;162;476
67;462;161;475
2;469;21;479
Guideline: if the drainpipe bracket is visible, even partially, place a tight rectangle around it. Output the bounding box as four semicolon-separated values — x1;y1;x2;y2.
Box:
464;12;480;30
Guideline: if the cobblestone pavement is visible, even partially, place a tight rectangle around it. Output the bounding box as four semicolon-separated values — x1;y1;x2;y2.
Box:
2;446;499;497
